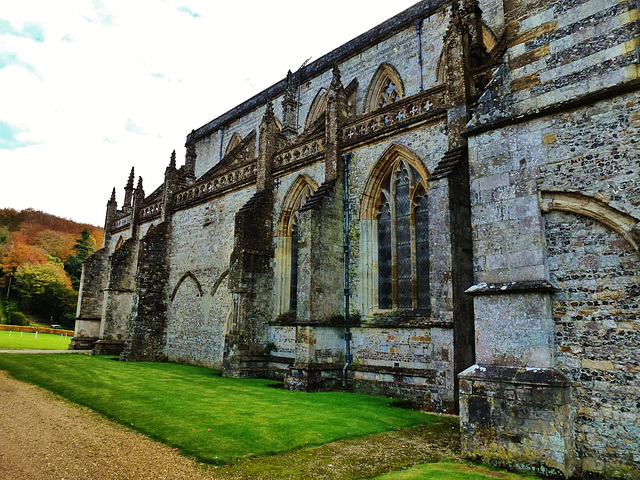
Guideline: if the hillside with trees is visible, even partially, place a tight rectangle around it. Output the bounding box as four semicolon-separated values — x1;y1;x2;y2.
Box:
0;208;103;329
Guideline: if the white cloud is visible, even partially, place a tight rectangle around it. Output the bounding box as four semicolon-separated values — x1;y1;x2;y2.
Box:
0;0;419;225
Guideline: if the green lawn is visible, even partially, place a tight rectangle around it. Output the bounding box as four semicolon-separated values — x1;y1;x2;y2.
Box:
0;354;442;465
373;460;539;479
0;330;72;350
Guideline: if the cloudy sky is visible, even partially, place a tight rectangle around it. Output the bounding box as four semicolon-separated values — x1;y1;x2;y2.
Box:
0;0;419;226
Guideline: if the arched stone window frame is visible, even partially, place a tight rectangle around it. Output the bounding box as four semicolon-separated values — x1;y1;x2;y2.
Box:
274;175;319;317
540;190;640;256
170;271;203;302
224;133;242;156
358;144;430;315
363;63;405;113
114;235;125;251
304;88;328;130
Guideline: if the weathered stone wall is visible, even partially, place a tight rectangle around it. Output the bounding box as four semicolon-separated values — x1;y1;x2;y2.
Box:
121;222;171;362
469;0;639;130
459;366;575;478
95;237;138;355
466;71;640;480
165;190;251;367
350;326;455;411
69;248;110;350
546;210;640;477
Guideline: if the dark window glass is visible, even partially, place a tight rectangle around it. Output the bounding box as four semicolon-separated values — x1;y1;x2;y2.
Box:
415;192;430;309
376;160;429;311
378;199;392;309
396;170;412;308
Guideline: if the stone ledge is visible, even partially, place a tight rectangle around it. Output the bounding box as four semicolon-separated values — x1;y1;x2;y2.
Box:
269;312;361;327
352;363;437;379
459;364;571;387
360;309;451;328
465;280;558;296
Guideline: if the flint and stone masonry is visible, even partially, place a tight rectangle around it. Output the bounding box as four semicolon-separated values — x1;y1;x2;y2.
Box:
71;0;639;477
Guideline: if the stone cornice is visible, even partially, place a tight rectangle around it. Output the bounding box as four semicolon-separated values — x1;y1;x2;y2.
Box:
187;0;449;144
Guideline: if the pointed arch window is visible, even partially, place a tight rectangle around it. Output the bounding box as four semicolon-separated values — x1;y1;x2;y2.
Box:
275;177;317;316
304;89;327;130
364;63;405;113
359;145;430;315
225;133;242;156
376;161;429;309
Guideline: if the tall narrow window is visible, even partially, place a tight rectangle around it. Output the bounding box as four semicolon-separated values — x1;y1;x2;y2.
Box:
376;161;429;310
289;221;299;311
274;176;318;317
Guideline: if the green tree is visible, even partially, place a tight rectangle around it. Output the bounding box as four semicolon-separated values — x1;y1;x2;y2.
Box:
7;311;28;326
0;225;9;245
74;228;96;261
64;255;83;290
64;228;97;290
31;282;78;328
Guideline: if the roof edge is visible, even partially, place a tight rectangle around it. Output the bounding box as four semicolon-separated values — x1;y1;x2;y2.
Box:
187;0;449;144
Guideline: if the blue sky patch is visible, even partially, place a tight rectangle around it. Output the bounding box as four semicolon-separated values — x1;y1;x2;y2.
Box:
0;121;38;150
177;6;200;18
0;52;38;75
125;118;146;135
0;19;45;42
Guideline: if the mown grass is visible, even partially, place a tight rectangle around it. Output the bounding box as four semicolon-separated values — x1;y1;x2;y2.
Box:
0;354;443;466
0;330;72;350
372;460;540;479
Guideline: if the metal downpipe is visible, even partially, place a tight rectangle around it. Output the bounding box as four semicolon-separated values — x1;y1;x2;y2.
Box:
342;153;353;387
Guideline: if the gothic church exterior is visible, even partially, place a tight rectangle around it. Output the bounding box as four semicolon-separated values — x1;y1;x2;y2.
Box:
72;0;640;477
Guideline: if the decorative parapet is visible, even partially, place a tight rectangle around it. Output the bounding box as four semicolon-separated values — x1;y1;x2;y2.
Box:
140;201;162;220
174;163;258;207
274;135;325;172
112;214;132;231
342;85;447;146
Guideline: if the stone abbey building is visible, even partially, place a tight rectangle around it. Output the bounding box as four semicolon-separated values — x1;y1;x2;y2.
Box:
71;0;639;477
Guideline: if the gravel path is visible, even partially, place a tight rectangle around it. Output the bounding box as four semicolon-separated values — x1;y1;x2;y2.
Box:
0;370;460;479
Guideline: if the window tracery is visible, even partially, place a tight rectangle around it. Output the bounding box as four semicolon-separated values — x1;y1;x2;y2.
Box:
376;161;429;309
359;145;430;314
364;64;405;113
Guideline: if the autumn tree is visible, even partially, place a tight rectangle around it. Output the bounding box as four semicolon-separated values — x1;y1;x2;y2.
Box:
36;229;76;262
0;208;102;325
13;263;72;300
